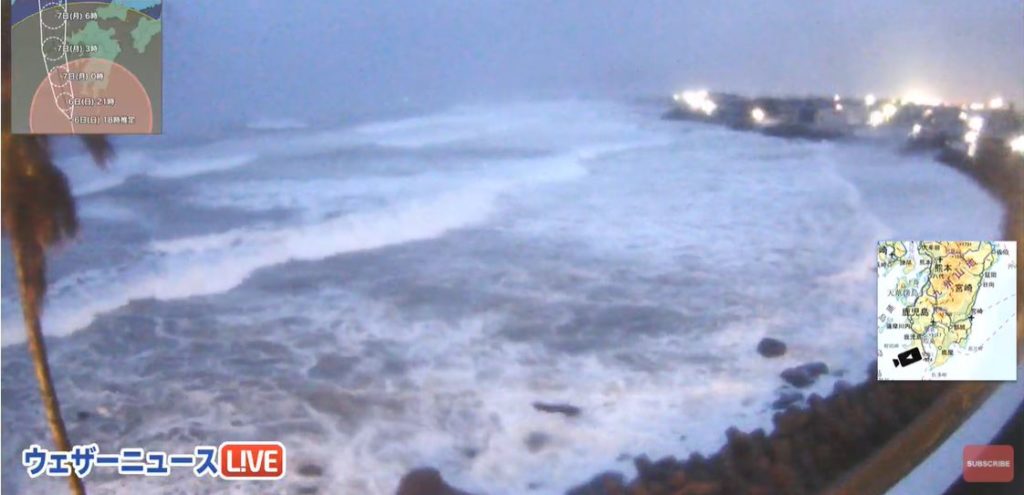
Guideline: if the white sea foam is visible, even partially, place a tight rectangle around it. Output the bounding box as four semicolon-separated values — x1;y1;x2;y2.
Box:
2;186;496;345
0;100;1009;495
2;149;590;346
65;149;260;196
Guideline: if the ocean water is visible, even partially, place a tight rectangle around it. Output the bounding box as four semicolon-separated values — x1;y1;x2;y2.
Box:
0;99;1005;494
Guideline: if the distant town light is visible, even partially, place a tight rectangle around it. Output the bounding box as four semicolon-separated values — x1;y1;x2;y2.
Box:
881;103;898;120
959;112;968;121
868;110;885;127
969;102;985;111
923;108;933;117
681;90;712;113
1010;135;1024;154
833;94;841;103
751;107;766;123
910;123;922;137
988;97;1005;109
865;94;877;107
968;116;985;132
700;99;717;116
835;103;844;111
964;130;980;158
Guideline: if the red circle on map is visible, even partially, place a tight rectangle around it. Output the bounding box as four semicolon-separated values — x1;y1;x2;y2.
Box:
29;58;153;134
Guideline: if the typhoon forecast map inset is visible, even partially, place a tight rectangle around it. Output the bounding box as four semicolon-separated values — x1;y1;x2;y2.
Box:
877;241;1017;381
11;0;162;134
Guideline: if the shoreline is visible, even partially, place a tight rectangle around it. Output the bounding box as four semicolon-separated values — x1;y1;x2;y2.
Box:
399;114;1023;495
564;139;1022;495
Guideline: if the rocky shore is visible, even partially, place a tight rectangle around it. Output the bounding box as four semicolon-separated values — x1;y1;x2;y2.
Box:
396;120;1023;495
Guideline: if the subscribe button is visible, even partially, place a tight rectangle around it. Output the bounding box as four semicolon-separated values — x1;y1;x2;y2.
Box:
963;445;1014;483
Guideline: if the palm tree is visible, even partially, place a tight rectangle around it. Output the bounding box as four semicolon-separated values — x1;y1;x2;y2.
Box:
3;2;112;494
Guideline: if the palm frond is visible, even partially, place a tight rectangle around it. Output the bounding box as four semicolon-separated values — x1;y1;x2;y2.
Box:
3;2;113;494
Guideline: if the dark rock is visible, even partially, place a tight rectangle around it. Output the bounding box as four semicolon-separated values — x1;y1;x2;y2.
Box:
780;361;830;388
634;455;654;478
76;411;90;421
772;390;804;410
309;353;358;380
566;472;626;495
298;464;323;477
756;337;787;358
532;402;581;417
396;468;471;495
687;481;723;495
803;361;829;375
780;368;814;388
524;432;550;453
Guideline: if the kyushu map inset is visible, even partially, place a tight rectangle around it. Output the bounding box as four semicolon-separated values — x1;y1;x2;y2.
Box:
877;241;1017;381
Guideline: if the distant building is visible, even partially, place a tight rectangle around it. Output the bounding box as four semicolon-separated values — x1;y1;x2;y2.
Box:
977;109;1021;140
710;92;756;128
913;107;965;146
811;105;850;134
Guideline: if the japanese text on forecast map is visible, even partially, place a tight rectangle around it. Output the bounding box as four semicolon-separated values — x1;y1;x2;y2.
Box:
878;241;1017;381
10;0;163;134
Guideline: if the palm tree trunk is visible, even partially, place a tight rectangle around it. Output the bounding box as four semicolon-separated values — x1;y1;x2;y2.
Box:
11;233;86;495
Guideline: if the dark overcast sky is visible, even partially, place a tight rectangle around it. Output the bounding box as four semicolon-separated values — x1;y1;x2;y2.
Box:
163;1;1024;132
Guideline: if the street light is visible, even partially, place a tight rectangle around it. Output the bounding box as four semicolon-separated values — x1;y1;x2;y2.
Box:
1010;135;1024;155
751;107;766;123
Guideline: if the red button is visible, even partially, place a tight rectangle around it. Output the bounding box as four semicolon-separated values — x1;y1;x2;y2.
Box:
219;442;286;480
963;445;1014;483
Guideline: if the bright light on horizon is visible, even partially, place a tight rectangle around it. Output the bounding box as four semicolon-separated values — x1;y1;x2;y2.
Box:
676;89;717;116
700;99;717;116
965;130;980;157
881;103;898;120
969;102;985;111
865;94;877;107
988;97;1005;109
680;90;714;115
902;90;942;107
1010;135;1024;155
751;107;766;123
868;110;885;127
910;123;922;137
968;116;985;132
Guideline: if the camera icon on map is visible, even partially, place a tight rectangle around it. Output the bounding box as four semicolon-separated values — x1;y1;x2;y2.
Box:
892;347;924;368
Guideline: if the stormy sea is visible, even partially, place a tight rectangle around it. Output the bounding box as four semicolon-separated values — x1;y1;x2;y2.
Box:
0;99;1004;494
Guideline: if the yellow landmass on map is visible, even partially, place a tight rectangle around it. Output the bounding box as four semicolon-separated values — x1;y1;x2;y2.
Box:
908;242;995;368
878;241;916;274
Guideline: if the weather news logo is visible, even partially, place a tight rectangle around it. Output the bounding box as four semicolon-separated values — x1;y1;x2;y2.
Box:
22;442;286;480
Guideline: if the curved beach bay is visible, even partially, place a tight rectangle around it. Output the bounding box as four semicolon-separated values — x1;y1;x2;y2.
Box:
0;100;1005;494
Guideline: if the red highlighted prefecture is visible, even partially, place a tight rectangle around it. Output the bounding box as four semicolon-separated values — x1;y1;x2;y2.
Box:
963;445;1014;483
219;442;286;480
